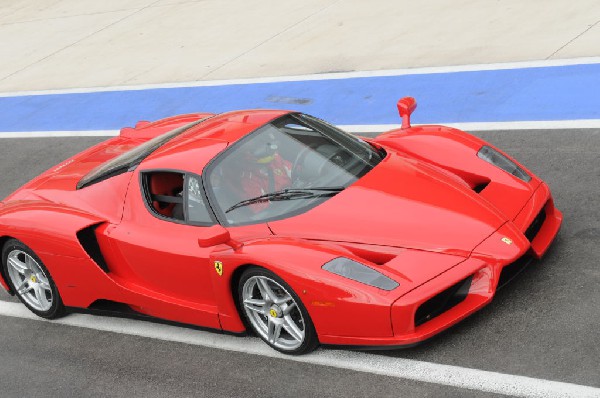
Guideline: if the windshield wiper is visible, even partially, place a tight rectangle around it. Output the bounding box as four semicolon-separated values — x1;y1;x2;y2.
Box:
225;187;345;213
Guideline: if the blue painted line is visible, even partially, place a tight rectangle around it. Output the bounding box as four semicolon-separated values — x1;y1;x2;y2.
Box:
0;63;599;132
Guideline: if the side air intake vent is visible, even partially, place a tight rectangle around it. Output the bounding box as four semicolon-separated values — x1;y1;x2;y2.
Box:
472;182;490;193
77;224;110;273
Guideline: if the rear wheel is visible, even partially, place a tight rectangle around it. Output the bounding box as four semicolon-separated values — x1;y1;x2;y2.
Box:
2;239;65;319
238;267;318;355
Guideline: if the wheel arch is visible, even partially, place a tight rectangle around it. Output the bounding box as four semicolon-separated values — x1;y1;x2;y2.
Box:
209;238;398;339
0;201;109;298
0;201;107;259
228;262;259;330
0;235;17;294
0;237;66;318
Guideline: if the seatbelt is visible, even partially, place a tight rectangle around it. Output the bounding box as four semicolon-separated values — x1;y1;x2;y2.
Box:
267;167;275;192
151;194;183;204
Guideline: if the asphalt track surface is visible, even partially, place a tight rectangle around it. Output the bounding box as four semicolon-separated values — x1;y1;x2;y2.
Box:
0;129;598;397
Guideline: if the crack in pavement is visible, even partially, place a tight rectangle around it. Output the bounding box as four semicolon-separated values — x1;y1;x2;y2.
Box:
200;0;342;80
0;0;163;84
547;18;600;59
0;8;144;26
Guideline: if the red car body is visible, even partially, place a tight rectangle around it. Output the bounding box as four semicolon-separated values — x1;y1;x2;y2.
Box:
0;102;562;349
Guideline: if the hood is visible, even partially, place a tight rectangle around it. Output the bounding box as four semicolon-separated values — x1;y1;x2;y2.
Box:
268;152;508;255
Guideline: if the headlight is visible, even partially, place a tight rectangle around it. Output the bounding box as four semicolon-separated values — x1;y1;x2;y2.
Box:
322;257;399;291
477;146;531;182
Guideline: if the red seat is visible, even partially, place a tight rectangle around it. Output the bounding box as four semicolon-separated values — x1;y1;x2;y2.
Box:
149;173;183;217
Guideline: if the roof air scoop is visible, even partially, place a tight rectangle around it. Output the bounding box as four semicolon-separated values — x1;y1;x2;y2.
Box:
397;97;417;129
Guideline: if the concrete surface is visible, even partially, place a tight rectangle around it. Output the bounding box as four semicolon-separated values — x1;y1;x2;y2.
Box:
1;0;599;92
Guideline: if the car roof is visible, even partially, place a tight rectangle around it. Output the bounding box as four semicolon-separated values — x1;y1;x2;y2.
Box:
139;109;290;173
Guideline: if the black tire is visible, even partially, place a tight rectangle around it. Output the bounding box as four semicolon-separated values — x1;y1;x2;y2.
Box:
238;267;318;355
2;239;65;319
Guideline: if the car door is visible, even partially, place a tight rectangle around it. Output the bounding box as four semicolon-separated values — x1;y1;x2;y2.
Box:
105;169;269;329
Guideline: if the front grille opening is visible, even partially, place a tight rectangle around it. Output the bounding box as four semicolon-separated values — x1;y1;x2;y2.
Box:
498;256;533;289
415;275;473;327
525;207;547;241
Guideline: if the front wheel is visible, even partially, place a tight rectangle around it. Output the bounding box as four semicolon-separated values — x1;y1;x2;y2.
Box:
2;239;65;319
238;267;318;355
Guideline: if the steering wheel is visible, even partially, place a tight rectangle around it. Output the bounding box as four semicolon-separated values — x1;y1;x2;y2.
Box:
292;144;351;185
291;145;314;184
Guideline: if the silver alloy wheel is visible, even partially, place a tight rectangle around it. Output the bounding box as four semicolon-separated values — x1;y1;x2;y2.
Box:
242;275;305;351
6;249;53;312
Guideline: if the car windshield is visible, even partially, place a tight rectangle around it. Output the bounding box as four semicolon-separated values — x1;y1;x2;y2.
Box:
206;113;384;225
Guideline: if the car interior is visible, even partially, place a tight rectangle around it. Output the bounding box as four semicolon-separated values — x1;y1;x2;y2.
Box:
146;172;185;220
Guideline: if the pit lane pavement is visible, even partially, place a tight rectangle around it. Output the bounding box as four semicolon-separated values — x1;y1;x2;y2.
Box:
0;129;598;397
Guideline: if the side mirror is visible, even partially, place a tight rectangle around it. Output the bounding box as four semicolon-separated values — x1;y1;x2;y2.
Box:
198;225;231;248
198;225;244;251
397;97;417;129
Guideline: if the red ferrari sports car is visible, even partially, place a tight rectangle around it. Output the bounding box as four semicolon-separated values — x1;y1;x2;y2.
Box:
0;98;561;354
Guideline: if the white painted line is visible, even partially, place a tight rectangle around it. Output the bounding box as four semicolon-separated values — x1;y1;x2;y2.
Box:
1;57;599;97
1;119;599;138
340;119;600;133
0;130;119;138
0;301;598;398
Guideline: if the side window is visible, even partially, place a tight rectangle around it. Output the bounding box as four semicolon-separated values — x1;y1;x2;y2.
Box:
142;171;213;225
186;175;213;224
144;171;185;220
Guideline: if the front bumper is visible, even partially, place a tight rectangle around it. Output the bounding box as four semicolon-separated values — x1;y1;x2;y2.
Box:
319;186;562;347
513;182;563;258
319;256;492;346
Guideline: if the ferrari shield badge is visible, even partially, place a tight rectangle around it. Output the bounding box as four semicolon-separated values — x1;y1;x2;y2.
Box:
214;261;223;276
501;237;513;245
